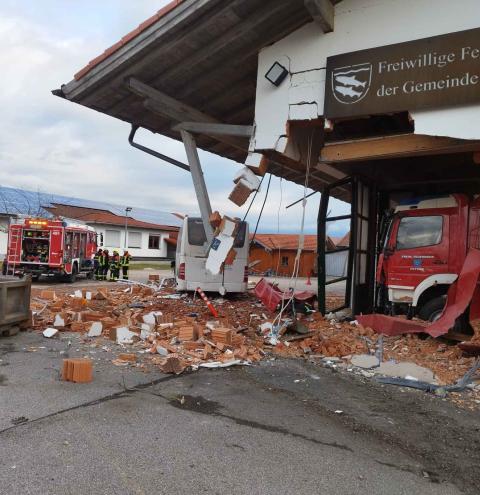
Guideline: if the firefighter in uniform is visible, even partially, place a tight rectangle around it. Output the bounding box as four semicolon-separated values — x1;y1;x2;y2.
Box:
120;250;131;280
101;249;110;281
94;249;103;280
39;245;49;263
109;250;120;281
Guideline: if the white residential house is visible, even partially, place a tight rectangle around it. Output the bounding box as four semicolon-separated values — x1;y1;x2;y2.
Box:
43;203;179;260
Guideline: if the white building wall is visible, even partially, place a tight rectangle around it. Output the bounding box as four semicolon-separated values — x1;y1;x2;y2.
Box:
247;0;480;162
0;218;9;256
90;223;173;259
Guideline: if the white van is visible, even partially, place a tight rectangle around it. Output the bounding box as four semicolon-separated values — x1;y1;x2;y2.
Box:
175;216;249;293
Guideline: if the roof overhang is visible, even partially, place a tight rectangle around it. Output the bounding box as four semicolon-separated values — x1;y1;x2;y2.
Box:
56;0;335;164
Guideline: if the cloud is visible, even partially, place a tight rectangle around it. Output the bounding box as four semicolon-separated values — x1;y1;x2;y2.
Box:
0;2;349;235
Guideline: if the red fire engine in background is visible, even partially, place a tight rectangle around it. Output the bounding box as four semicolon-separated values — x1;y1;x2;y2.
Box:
376;194;480;327
3;217;99;282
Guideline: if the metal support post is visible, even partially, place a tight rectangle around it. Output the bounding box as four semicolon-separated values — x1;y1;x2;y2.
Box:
180;130;214;244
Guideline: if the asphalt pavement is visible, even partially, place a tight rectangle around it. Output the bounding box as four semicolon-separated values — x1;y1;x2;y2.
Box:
0;331;471;495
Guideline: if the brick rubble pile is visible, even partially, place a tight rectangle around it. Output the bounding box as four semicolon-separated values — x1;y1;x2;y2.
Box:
29;284;480;391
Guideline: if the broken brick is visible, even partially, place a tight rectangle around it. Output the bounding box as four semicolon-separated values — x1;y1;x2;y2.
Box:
81;311;104;322
211;327;233;345
40;290;56;300
118;353;137;362
209;210;222;228
160;355;185;375
178;326;198;342
229;179;254;207
70;321;86;332
62;358;93;383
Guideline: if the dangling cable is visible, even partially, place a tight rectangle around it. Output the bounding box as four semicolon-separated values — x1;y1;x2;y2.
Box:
273;176;283;281
273;131;314;326
249;173;272;246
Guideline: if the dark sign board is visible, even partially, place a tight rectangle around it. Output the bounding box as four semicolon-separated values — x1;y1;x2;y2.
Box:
324;28;480;119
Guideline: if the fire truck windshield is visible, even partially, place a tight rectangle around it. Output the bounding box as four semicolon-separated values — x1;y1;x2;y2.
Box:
396;216;443;250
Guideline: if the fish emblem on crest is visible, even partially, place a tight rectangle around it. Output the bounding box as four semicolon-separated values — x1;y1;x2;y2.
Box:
332;63;372;104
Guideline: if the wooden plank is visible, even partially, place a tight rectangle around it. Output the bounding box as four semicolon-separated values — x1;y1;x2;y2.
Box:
321;134;480;163
315;162;346;180
155;0;294;89
304;0;334;32
175;9;309;101
129;77;218;123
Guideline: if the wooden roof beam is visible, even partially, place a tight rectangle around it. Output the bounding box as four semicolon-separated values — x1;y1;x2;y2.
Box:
304;0;334;33
127;77;248;152
321;134;480;163
154;0;295;90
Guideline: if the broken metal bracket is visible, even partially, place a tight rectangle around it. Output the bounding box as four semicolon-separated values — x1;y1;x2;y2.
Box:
128;125;190;172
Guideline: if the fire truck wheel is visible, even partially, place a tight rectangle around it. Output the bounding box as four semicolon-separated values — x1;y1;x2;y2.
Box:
418;296;447;322
66;264;78;283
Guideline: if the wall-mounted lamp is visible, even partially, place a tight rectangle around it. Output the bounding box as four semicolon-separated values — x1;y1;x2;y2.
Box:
264;61;289;87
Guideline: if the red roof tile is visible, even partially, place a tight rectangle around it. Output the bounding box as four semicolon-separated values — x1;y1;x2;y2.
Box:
45;203;179;232
74;0;184;81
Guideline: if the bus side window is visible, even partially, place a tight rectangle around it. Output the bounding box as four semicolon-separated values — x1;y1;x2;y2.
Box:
187;218;207;246
233;222;247;248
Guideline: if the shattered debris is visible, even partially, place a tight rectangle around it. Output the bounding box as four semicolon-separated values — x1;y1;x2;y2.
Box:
43;328;58;338
30;283;266;376
206;216;239;275
229;167;261;206
87;321;103;337
28;281;480;406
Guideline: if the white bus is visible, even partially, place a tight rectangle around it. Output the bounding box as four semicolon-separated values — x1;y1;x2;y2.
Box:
175;216;249;294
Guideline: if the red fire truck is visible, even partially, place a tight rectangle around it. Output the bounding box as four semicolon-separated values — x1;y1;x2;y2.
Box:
376;194;480;325
3;217;99;282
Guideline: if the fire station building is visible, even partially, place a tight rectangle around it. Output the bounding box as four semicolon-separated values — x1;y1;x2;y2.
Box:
57;0;480;315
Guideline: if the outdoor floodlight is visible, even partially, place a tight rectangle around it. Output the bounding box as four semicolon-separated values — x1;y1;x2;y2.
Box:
265;61;289;86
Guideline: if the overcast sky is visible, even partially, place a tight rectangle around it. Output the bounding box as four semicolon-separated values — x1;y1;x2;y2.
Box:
0;1;348;235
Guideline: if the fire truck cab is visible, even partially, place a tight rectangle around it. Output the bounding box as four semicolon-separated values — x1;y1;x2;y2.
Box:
376;194;480;322
4;217;98;282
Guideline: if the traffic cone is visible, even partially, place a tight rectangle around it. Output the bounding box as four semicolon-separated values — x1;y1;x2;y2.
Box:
306;272;312;286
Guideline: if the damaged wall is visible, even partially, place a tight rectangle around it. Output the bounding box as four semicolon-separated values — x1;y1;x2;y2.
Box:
247;0;480;165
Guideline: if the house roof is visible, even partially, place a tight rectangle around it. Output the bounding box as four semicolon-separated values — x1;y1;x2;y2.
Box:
250;233;340;251
0;185;182;227
45;203;179;232
56;0;321;166
336;231;350;247
251;234;317;252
